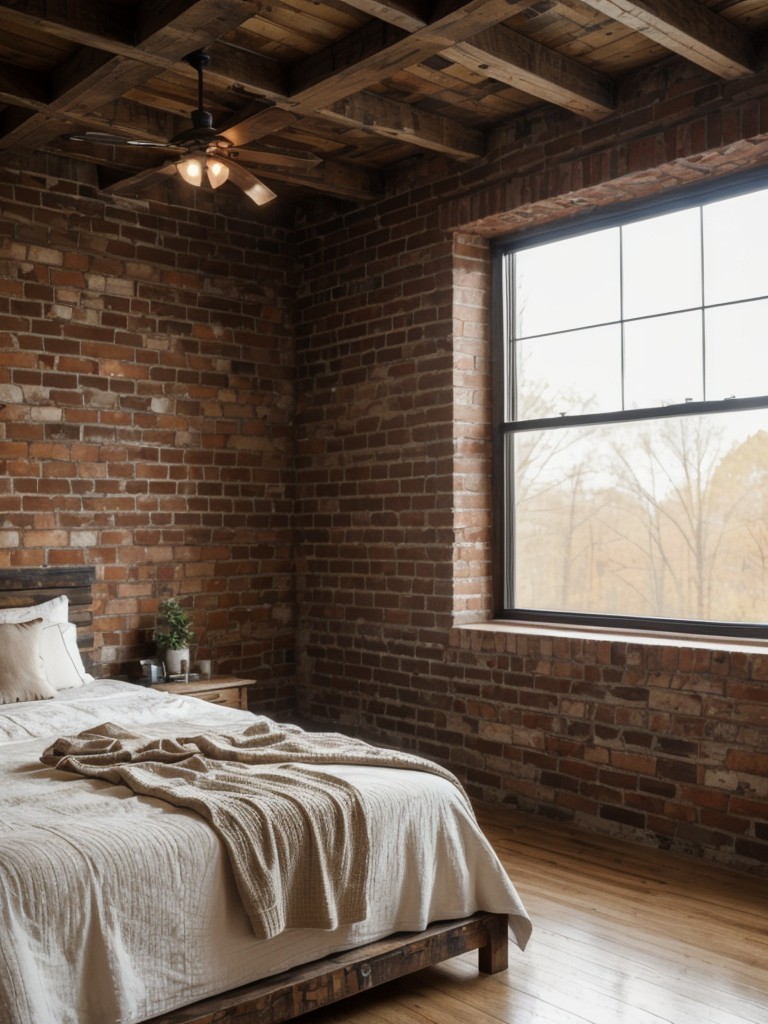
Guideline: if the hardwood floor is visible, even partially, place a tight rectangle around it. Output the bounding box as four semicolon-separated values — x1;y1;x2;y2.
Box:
304;805;768;1024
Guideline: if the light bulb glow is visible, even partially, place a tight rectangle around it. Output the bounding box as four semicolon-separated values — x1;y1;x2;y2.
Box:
176;157;204;186
206;158;229;188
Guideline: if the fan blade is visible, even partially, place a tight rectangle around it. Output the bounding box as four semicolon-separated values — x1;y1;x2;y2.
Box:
102;161;179;196
227;145;321;172
67;131;173;149
218;157;276;206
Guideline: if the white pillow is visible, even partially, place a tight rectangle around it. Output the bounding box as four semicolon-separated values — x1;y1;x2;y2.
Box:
40;622;93;690
0;594;69;625
0;620;57;703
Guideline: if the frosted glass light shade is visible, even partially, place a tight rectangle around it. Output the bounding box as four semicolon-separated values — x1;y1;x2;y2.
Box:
206;159;229;188
176;157;204;186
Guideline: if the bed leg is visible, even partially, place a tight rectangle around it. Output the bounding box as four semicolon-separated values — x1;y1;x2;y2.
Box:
477;912;509;974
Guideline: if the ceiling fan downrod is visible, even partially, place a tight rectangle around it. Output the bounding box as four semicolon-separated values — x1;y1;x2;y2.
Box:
184;50;214;133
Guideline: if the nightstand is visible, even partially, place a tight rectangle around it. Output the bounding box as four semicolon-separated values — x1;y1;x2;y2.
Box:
153;675;254;711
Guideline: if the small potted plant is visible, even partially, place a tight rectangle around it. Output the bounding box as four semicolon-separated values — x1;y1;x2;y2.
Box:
154;597;195;677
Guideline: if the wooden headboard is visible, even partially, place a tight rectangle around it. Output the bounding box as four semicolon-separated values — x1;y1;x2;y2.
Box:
0;566;96;666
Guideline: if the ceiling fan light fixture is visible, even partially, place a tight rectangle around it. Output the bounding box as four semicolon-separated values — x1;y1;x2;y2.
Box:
176;155;204;186
206;158;229;189
77;50;280;210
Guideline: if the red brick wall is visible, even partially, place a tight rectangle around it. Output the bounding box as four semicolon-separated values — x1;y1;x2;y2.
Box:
0;157;296;714
447;627;768;869
294;57;768;871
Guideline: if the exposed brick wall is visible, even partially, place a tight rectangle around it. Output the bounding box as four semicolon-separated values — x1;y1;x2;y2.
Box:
451;231;492;622
294;56;768;871
0;157;296;715
448;627;768;872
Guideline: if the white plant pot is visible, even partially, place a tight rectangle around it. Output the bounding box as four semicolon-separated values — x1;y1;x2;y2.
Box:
163;648;190;677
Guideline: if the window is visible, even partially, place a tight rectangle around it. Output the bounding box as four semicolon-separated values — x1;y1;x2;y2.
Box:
493;175;768;637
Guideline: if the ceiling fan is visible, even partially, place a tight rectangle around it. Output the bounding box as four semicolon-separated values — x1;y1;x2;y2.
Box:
67;50;318;206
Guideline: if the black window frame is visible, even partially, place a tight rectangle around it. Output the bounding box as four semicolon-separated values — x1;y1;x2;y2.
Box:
491;168;768;640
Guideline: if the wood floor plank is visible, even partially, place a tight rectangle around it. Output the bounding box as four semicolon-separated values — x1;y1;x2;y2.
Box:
526;929;768;1020
302;804;768;1024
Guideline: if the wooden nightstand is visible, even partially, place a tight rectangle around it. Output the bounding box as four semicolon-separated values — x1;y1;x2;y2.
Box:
153;676;254;711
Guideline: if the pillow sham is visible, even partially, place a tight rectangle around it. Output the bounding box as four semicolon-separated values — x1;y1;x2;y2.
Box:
0;620;57;703
0;593;69;625
40;622;93;690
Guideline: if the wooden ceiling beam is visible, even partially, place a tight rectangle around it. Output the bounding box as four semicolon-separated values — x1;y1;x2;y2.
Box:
445;26;615;121
576;0;755;80
133;0;263;55
321;91;484;160
285;0;532;111
50;47;133;109
338;0;427;32
288;19;411;105
0;59;50;107
0;106;77;151
205;42;288;104
0;1;135;54
258;159;381;202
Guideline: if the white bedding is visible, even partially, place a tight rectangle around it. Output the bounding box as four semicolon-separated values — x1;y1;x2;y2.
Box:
0;681;531;1024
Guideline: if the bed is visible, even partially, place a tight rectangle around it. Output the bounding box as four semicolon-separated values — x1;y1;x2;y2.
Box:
0;568;531;1024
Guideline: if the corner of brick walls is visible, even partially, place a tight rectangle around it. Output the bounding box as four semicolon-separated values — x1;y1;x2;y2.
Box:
0;160;297;714
294;56;768;871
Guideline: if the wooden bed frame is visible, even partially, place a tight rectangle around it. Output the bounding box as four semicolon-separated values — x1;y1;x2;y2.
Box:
1;566;511;1024
145;912;509;1024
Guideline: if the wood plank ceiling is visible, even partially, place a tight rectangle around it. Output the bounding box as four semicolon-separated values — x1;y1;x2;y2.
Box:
0;0;765;210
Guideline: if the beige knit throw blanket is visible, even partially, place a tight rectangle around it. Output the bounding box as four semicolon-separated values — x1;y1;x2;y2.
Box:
41;719;465;940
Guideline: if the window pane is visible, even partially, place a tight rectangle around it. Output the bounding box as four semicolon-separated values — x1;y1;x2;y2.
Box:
705;299;768;400
622;208;702;318
515;325;622;419
512;411;768;623
514;228;620;338
502;180;768;633
623;311;703;408
703;187;768;305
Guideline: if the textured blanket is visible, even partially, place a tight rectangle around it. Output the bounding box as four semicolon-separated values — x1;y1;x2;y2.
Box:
41;718;466;940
